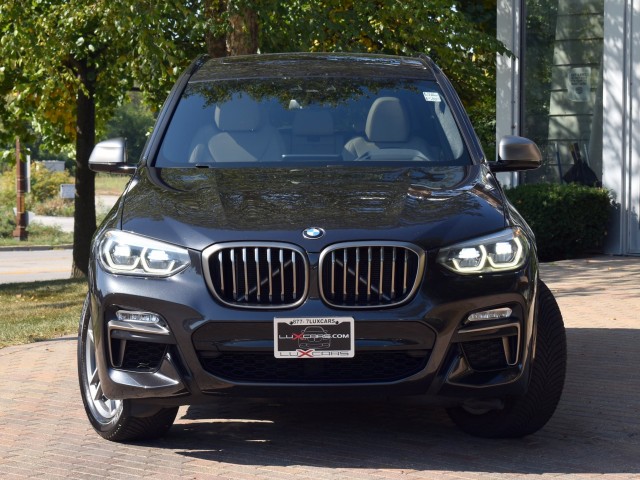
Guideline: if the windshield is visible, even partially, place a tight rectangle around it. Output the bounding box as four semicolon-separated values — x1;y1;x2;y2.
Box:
154;78;471;167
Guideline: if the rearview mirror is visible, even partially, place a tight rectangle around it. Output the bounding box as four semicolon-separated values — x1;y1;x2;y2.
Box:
490;136;542;172
89;138;136;174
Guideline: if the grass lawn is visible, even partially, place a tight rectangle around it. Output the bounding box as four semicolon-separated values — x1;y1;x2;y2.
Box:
0;279;87;348
95;173;129;195
0;224;73;247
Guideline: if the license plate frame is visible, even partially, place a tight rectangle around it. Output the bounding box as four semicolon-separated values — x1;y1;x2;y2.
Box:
274;317;355;359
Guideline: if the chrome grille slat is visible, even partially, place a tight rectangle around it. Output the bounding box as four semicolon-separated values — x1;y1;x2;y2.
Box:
254;248;261;302
292;251;297;299
391;247;396;300
242;248;249;303
279;249;285;302
218;251;225;296
379;247;384;301
367;247;372;301
342;249;347;298
403;249;408;295
319;242;425;309
355;248;360;301
203;242;308;309
231;249;237;301
267;248;273;302
331;251;336;296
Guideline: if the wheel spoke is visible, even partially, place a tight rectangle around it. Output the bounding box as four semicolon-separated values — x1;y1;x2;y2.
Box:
93;382;104;402
81;299;123;422
90;368;100;386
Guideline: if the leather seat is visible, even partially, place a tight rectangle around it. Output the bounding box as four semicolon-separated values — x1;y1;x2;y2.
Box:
193;95;284;163
342;97;432;160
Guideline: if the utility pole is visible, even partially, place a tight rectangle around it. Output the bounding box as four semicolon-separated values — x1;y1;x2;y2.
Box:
13;137;28;240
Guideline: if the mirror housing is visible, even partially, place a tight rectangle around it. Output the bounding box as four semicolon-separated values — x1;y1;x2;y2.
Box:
490;136;542;172
89;138;136;174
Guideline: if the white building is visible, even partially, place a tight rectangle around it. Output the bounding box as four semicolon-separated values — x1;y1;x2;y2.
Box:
497;0;639;255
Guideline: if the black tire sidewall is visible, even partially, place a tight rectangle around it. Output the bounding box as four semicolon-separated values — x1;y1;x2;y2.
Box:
447;280;567;438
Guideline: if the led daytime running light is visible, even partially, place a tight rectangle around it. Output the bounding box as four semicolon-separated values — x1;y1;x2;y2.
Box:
116;310;163;324
468;307;513;322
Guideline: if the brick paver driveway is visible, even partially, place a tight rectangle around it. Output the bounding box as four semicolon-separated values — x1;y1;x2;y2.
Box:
1;256;639;479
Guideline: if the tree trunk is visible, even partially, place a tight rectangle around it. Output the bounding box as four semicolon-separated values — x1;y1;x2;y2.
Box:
71;59;97;278
203;0;258;57
204;0;228;57
227;5;258;56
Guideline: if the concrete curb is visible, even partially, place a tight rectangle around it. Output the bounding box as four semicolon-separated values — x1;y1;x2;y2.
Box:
0;244;73;252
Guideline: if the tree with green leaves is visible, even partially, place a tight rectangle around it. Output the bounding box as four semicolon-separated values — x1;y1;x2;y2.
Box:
0;0;204;276
257;0;506;158
204;1;506;155
105;93;156;162
1;0;504;277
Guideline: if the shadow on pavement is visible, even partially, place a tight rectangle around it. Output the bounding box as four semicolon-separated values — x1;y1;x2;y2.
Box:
143;327;640;475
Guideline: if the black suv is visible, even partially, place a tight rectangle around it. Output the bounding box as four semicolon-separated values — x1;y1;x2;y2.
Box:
79;53;566;441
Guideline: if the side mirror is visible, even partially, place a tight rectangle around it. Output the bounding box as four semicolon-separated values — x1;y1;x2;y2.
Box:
490;136;542;172
89;138;136;174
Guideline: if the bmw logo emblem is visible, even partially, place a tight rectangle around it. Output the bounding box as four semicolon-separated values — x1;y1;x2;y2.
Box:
303;227;325;239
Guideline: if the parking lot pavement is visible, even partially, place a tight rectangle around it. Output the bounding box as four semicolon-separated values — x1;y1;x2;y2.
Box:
0;255;639;479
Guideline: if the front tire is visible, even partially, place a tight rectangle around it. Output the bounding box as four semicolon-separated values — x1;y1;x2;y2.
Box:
447;281;567;438
77;294;178;442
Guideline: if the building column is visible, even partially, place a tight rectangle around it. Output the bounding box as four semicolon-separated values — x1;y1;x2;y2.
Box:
603;0;640;255
496;0;522;188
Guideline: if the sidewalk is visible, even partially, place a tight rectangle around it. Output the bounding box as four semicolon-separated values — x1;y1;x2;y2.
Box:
0;256;639;479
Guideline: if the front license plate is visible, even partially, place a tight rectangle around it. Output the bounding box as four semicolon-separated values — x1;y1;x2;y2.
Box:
274;317;355;359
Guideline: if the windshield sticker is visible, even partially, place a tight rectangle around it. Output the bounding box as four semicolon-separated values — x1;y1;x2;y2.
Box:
423;92;441;102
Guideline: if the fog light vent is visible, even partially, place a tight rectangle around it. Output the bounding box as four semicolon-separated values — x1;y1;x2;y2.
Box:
461;339;507;371
113;339;167;371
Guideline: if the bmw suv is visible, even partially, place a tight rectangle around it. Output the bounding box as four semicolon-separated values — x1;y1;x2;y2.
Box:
79;52;566;441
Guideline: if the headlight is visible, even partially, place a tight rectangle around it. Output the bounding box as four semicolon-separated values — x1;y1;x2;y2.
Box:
99;230;190;277
437;228;530;274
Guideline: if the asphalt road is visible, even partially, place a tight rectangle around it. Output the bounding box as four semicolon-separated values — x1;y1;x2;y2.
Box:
0;248;73;283
0;195;120;284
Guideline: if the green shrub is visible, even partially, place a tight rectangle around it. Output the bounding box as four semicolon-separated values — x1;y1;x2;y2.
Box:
505;183;612;261
31;197;74;216
0;205;16;238
0;166;16;208
28;163;74;204
24;223;73;245
0;163;74;215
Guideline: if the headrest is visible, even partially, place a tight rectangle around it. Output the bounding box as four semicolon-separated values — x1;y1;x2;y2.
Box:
292;109;334;136
365;97;409;143
215;95;261;131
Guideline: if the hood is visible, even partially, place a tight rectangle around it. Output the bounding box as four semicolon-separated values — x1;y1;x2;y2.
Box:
119;165;506;252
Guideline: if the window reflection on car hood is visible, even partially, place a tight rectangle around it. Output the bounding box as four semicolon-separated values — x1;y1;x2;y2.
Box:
118;165;506;251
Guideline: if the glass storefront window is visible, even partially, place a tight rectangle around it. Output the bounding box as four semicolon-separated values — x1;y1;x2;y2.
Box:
522;0;604;186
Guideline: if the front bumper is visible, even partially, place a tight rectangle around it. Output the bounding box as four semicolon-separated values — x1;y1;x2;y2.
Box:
89;251;537;406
